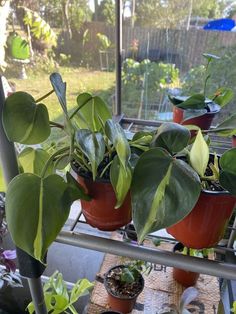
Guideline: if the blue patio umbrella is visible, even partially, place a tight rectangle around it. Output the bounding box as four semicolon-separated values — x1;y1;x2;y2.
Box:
203;18;235;31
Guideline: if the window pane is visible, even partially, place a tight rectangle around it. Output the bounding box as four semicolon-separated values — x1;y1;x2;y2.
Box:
122;0;236;124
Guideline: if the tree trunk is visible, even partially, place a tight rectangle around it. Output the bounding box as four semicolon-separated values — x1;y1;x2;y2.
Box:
0;1;11;69
94;0;98;21
62;0;72;40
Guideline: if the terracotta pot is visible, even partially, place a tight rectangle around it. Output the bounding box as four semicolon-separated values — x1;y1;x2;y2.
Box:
76;174;131;231
232;135;236;148
100;311;123;314
173;104;220;130
173;267;199;287
167;190;236;249
172;242;199;287
104;265;144;314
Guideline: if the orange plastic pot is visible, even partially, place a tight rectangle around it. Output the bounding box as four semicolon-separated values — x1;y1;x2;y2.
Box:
167;190;236;249
77;174;131;231
173;105;219;130
104;265;144;314
173;267;199;287
232;135;236;148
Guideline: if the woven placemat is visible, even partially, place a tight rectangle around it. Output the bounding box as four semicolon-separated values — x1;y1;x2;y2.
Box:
88;233;220;313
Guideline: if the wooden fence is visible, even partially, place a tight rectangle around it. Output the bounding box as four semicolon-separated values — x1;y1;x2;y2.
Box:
83;22;236;71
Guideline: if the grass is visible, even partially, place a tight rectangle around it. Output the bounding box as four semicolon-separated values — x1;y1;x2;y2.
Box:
0;167;5;191
11;66;115;122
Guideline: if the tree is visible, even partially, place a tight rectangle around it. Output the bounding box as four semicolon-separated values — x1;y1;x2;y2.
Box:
96;0;115;26
134;0;227;29
0;1;11;69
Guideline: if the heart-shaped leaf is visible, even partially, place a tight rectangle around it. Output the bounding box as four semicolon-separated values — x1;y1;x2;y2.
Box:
2;92;50;144
190;130;209;177
219;148;236;196
151;122;190;154
131;148;201;242
75;129;105;180
213;113;236;136
6;173;83;262
176;94;206;110
202;53;220;61
19;147;53;176
168;95;188;106
110;155;132;208
73;94;111;132
50;73;67;114
105;119;131;169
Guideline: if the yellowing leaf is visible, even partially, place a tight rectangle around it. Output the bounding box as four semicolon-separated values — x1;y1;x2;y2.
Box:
190;130;209;177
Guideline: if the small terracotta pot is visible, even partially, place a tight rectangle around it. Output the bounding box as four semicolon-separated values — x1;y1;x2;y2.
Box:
173;267;199;287
76;174;131;231
100;311;123;314
172;242;199;287
167;190;236;249
173;105;220;130
104;265;144;314
232;135;236;148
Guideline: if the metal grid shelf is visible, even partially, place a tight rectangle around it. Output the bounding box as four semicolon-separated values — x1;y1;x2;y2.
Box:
55;207;236;281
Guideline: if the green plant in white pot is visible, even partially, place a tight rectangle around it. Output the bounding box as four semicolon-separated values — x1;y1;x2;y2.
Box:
2;73;151;263
131;122;236;248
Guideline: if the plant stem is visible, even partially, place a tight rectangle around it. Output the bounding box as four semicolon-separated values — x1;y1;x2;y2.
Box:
69;96;92;120
40;146;70;178
99;160;113;178
35;89;54;103
49;121;64;129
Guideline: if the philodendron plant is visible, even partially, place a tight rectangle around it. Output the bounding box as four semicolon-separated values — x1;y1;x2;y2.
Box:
131;122;236;242
2;73;151;263
169;53;234;121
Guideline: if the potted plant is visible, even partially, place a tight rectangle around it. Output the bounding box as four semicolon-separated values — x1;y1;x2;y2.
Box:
27;270;94;314
103;260;150;314
1;72;151;263
169;53;233;130
131;122;236;248
172;243;214;287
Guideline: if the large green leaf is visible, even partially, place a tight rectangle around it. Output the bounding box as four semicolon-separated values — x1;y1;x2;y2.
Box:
19;147;53;176
2;92;50;144
151;122;190;154
110;155;132;208
75;129;105;180
50;73;67;114
219;148;236;196
73;94;111;132
6;173;83;262
213;113;236;136
131;148;201;242
175;94;206;110
105;119;131;169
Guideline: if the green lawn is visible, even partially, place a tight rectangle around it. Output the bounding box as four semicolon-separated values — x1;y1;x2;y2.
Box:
12;67;115;121
0;166;6;191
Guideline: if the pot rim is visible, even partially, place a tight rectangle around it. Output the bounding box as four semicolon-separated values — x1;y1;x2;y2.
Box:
104;264;144;300
201;189;234;196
